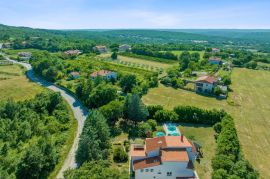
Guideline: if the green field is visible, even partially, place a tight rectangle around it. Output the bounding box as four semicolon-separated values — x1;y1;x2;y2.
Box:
179;124;216;179
0;64;44;100
143;68;270;178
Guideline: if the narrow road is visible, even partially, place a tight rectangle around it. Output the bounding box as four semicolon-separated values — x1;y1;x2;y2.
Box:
4;56;88;178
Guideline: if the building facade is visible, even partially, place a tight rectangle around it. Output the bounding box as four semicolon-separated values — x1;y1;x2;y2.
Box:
130;136;198;179
90;70;117;80
194;76;217;93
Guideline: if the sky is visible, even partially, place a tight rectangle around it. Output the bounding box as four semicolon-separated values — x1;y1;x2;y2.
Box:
0;0;269;29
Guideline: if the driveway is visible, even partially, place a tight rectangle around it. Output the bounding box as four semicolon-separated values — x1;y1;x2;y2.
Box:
4;56;88;178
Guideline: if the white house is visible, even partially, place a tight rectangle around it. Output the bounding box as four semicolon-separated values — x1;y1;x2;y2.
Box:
119;44;131;52
90;70;117;80
194;75;218;93
18;52;32;60
93;45;107;53
64;50;82;56
130;136;198;179
208;57;222;65
211;48;220;53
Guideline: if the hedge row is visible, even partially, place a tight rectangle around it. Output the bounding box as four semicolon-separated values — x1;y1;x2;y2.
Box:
147;105;226;125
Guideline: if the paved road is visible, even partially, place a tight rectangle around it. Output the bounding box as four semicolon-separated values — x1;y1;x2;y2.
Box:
4;56;88;178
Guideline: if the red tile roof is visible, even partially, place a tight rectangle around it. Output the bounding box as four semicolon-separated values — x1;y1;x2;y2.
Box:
90;70;112;77
195;76;217;84
133;156;161;170
145;136;193;153
161;148;189;162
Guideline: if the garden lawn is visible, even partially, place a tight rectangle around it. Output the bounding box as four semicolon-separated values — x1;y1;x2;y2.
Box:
0;64;44;101
178;124;216;179
143;68;270;179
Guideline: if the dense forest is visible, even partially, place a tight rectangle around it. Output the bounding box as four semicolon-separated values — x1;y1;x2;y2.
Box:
0;92;74;178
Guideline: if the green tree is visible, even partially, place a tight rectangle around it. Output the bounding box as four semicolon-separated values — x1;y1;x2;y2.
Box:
111;52;118;60
123;94;149;122
89;84;117;108
113;146;128;163
99;100;124;124
76;110;110;166
120;74;137;93
179;51;191;71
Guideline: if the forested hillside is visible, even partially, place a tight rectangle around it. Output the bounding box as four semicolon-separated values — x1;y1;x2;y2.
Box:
0;92;75;178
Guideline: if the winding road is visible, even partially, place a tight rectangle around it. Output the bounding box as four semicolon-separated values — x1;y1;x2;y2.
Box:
4;55;88;178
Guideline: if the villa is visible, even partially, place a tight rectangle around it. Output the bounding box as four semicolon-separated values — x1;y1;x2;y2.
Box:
194;75;218;93
119;44;131;52
64;50;82;56
93;45;107;53
18;52;32;60
211;48;220;53
69;71;80;79
90;70;117;80
130;135;198;179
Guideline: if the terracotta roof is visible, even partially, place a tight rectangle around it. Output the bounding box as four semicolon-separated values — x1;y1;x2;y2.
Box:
133;156;161;170
195;76;217;84
70;72;80;76
90;70;112;77
161;148;189;162
145;136;193;153
64;50;81;55
130;145;146;157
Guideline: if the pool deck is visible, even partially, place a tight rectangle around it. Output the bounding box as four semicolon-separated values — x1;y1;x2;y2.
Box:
163;123;181;136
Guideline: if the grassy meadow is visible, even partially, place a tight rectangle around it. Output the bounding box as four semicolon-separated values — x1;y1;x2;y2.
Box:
143;68;270;179
0;64;44;100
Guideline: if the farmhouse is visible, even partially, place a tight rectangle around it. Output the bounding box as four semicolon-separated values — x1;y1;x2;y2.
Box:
18;52;32;60
90;70;117;80
93;45;107;53
69;71;80;79
64;50;82;56
208;57;222;65
211;48;220;53
130;135;198;179
119;44;131;52
194;75;217;93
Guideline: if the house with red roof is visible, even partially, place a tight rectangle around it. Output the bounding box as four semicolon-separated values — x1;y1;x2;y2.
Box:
90;70;117;80
130;135;198;179
194;75;218;93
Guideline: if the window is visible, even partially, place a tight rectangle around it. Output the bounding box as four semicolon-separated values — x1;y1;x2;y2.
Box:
167;172;172;176
146;169;149;172
140;169;144;172
150;169;154;172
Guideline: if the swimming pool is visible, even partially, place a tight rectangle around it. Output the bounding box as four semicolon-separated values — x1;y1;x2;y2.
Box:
164;123;181;136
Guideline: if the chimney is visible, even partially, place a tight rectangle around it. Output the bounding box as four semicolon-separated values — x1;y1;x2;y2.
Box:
181;134;184;142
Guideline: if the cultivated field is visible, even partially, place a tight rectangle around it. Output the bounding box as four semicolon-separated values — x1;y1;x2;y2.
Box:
0;64;44;100
143;68;270;178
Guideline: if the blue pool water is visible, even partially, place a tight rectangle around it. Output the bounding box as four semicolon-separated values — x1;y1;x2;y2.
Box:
156;131;165;137
165;123;181;136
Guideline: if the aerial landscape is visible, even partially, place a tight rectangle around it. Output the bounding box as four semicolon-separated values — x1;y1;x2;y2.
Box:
0;0;270;179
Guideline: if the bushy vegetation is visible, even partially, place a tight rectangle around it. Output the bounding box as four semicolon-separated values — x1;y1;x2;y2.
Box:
75;110;111;166
64;160;129;179
212;116;259;178
0;92;73;178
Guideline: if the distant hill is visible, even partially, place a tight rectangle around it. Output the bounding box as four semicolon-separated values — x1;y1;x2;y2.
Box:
1;24;270;52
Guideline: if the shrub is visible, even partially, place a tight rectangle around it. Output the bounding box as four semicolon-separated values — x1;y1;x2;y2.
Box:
147;105;163;119
113;146;128;163
147;119;157;131
138;122;152;137
153;109;178;122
